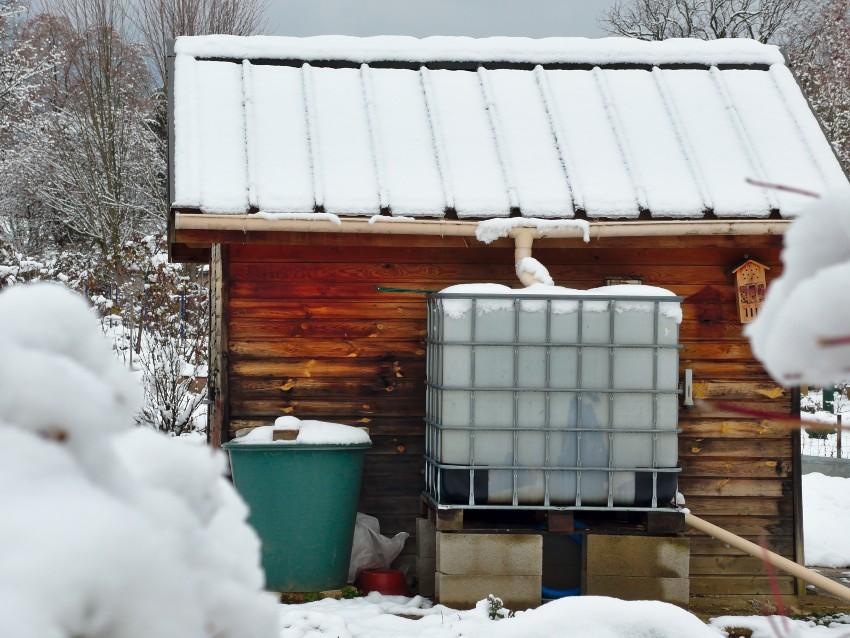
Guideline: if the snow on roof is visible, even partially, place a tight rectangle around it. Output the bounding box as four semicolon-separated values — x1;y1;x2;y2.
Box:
170;35;848;220
175;34;785;66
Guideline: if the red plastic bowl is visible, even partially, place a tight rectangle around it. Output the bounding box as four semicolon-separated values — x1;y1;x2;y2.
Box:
357;569;408;596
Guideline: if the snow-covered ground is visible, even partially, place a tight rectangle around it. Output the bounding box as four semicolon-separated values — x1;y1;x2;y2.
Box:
275;593;850;638
804;472;850;568
279;593;715;638
709;614;850;638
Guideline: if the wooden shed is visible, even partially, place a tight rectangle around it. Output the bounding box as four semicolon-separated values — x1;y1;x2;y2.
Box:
167;35;849;612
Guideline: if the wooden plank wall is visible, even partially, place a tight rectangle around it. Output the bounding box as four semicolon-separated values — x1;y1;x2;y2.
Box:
223;233;794;608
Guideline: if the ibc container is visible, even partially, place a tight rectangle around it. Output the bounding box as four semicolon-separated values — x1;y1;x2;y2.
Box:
425;284;682;510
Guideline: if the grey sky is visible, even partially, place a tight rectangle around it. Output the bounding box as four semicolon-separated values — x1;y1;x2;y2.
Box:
265;0;618;38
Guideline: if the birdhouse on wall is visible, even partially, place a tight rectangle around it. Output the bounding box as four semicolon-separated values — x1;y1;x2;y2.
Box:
733;259;770;324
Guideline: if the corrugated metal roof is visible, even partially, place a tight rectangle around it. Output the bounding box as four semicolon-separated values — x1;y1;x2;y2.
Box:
170;36;847;219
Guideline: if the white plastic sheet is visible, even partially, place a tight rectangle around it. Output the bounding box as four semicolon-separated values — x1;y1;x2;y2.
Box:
348;513;409;583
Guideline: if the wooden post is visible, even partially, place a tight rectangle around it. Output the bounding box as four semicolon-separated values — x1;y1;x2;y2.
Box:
547;512;575;533
791;387;806;598
208;244;230;448
837;414;843;459
435;509;464;531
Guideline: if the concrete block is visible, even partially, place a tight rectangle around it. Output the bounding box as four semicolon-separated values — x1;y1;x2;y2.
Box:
416;556;435;598
584;575;689;606
436;573;541;611
416;517;436;558
436;533;542;576
585;535;690;579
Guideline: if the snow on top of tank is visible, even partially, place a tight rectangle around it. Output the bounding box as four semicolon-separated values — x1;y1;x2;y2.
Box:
587;284;683;323
438;283;514;319
438;282;682;323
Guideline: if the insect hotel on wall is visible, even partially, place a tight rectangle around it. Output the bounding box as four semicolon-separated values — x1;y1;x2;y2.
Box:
733;259;770;324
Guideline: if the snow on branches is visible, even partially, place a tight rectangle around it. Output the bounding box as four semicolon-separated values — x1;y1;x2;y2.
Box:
602;0;805;43
0;0;165;257
787;0;850;173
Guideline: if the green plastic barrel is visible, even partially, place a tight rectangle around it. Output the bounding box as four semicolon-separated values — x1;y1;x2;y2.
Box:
223;441;371;592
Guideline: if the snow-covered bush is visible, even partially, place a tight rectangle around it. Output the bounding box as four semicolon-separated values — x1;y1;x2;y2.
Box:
0;234;209;435
135;322;207;435
747;187;850;385
0;282;277;638
116;235;208;435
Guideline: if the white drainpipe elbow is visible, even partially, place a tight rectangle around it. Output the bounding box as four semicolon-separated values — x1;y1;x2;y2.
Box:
513;229;549;287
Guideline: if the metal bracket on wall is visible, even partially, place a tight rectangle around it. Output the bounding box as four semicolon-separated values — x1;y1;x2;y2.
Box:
683;369;694;407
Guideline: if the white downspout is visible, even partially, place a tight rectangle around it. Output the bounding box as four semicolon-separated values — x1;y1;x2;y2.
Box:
513;229;537;287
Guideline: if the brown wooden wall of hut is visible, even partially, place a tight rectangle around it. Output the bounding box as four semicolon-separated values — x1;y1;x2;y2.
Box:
213;232;797;610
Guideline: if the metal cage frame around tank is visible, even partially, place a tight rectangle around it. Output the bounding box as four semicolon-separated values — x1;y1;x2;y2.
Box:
424;291;684;512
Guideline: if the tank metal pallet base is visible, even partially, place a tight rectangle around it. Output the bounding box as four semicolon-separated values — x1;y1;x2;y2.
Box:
421;494;685;534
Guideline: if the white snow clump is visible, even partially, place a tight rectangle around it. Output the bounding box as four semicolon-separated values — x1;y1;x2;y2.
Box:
747;187;850;385
516;256;554;287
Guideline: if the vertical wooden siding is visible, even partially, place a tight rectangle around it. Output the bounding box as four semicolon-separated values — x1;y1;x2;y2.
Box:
223;233;794;605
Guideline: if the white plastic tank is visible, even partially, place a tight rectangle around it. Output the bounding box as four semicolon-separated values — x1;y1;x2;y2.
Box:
427;283;681;508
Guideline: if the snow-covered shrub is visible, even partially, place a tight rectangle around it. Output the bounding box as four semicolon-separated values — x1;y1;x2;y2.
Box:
121;235;208;435
0;234;210;435
0;282;277;638
135;322;207;435
747;188;850;385
485;594;512;620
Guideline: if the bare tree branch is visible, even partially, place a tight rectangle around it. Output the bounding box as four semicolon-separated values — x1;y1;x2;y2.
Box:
602;0;806;43
131;0;267;85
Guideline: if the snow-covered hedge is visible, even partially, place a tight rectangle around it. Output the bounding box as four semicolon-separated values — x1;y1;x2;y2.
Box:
0;283;277;638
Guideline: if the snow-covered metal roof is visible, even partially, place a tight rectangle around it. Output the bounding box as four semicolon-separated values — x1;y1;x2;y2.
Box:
170;35;847;220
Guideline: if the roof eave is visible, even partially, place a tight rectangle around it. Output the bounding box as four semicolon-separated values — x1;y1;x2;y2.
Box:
173;211;790;243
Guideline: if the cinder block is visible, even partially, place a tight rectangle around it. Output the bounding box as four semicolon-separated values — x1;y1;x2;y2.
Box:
436;573;541;610
416;556;436;597
436;533;542;576
416;517;436;558
585;535;690;579
584;575;689;606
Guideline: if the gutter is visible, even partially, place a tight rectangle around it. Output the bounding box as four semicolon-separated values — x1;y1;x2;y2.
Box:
174;213;790;240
